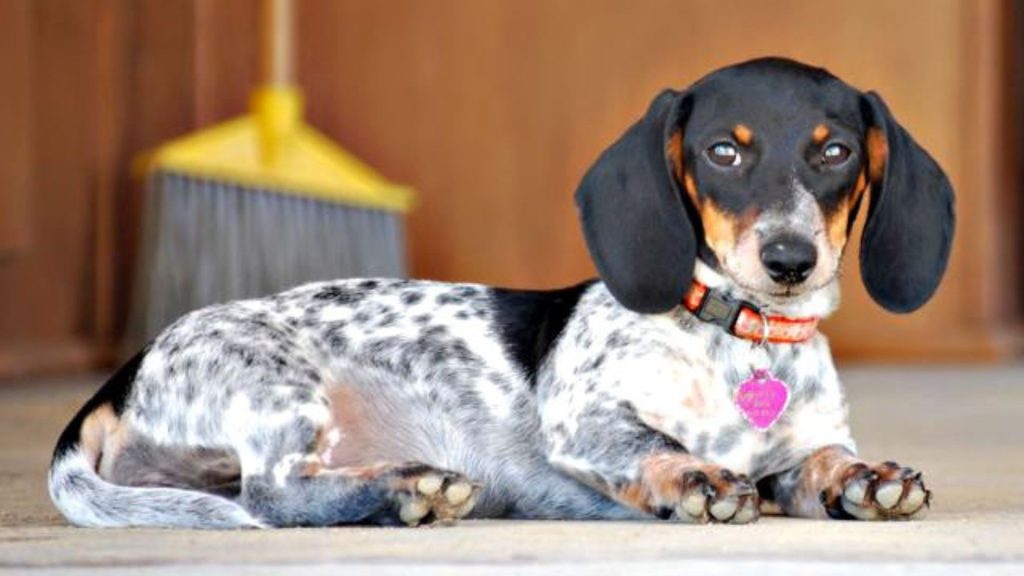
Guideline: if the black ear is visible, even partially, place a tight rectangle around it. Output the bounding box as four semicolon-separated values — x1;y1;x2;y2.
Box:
575;90;695;313
859;91;956;313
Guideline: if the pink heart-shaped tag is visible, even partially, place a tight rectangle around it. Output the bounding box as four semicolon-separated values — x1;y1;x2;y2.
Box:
735;369;790;431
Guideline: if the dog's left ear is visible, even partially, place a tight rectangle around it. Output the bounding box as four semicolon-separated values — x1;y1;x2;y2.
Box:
859;91;956;313
575;90;695;314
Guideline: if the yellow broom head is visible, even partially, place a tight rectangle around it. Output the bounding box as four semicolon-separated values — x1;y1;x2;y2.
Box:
127;85;414;346
139;86;414;213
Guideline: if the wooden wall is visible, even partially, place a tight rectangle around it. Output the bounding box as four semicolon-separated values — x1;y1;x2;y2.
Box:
0;0;32;259
0;0;1019;378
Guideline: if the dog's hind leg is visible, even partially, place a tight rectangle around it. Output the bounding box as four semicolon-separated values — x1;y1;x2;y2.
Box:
234;405;480;527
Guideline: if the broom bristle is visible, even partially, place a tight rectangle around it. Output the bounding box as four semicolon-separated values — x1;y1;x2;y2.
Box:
127;172;407;345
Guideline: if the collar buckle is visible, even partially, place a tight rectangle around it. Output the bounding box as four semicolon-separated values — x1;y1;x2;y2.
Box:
696;288;743;332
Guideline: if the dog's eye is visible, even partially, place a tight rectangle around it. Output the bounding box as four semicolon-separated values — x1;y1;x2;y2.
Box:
822;143;851;166
707;143;741;167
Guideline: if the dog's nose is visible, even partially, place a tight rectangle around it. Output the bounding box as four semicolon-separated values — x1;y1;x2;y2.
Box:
760;237;817;285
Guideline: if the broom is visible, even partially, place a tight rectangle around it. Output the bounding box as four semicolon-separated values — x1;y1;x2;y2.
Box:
127;0;413;346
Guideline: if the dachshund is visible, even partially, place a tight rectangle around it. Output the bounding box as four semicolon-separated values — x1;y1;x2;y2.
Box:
49;57;953;528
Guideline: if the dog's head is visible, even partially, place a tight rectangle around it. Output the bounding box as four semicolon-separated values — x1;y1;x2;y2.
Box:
576;57;955;315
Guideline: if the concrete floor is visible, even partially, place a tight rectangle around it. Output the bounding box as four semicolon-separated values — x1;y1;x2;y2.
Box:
1;365;1022;575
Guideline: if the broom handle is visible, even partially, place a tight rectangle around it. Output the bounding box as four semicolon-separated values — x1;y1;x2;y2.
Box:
262;0;294;86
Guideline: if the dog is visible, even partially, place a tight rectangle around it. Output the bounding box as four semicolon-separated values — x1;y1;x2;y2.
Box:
49;57;953;528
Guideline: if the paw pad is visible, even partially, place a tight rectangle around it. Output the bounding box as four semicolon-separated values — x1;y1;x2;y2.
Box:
671;468;759;524
394;469;481;527
827;462;930;521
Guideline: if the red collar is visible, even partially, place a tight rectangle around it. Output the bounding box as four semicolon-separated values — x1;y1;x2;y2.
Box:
682;280;819;344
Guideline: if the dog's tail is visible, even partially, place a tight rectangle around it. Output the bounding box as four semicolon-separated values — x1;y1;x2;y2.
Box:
47;351;262;529
48;449;261;529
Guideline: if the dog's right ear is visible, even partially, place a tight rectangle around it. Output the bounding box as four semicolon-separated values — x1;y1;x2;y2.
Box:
575;89;695;314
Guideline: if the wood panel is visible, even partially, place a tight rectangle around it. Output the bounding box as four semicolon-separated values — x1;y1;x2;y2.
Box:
0;0;33;257
1010;0;1024;323
193;0;260;125
0;0;105;378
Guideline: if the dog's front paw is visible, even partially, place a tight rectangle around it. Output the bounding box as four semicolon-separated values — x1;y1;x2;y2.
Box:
822;461;930;520
652;465;760;524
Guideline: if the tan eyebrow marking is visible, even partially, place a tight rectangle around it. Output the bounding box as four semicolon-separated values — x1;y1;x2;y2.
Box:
733;124;753;146
812;123;830;144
